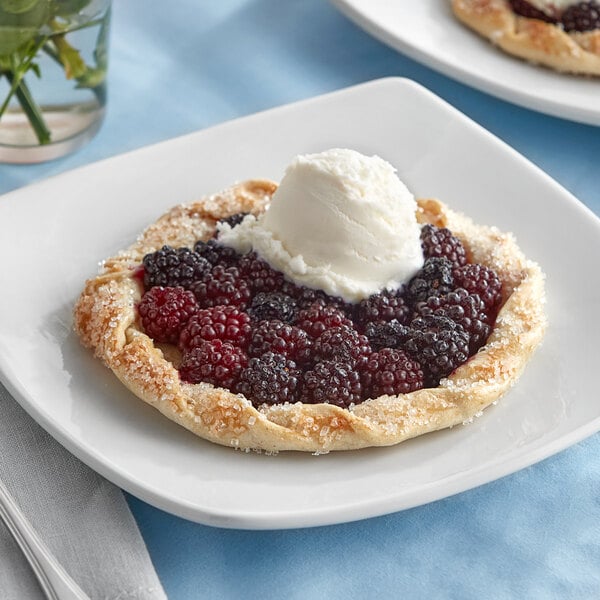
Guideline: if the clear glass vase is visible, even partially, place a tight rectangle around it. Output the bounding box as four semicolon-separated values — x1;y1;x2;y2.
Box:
0;0;111;164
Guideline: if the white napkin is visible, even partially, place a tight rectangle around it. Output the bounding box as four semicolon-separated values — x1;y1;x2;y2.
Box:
0;383;167;600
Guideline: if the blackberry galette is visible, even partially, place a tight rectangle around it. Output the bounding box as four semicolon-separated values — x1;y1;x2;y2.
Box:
75;174;546;453
452;0;600;75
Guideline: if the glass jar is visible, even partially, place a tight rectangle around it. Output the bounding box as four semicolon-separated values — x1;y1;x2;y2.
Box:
0;0;111;163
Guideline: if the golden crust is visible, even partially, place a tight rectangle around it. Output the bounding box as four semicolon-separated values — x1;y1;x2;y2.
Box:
451;0;600;75
73;180;547;453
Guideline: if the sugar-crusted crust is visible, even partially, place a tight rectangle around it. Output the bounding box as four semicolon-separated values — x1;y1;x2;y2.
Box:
451;0;600;75
73;180;547;453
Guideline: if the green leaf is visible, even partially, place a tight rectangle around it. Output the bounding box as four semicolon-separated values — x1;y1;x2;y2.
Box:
52;33;85;78
51;0;91;17
0;26;37;55
74;64;104;88
0;0;49;26
0;0;50;56
0;0;40;15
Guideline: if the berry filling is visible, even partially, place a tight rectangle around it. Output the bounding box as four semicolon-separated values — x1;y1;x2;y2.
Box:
142;246;210;290
508;0;558;22
138;286;198;344
248;320;313;365
301;360;363;408
508;1;600;32
562;2;600;31
360;348;424;398
179;306;252;352
234;352;301;405
136;223;503;409
179;339;248;388
420;223;467;268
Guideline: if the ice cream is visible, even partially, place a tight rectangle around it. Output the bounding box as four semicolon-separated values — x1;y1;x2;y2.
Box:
218;148;424;303
527;0;577;14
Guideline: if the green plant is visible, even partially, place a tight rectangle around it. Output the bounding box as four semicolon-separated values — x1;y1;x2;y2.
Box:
0;0;109;144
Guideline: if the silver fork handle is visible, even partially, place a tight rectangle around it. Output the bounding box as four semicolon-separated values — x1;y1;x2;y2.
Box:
0;477;90;600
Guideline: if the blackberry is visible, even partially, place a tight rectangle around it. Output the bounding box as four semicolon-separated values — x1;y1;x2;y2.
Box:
364;319;409;351
295;303;353;339
179;305;252;352
142;246;210;291
357;289;410;329
235;352;301;406
453;263;502;315
193;239;240;268
190;265;251;309
414;288;491;353
508;0;557;21
313;325;371;367
218;212;249;230
403;315;470;387
179;339;247;388
138;286;198;344
361;348;424;398
300;361;362;408
248;292;298;323
420;224;467;268
238;252;285;294
407;257;454;304
281;281;351;314
562;2;600;31
248;320;312;365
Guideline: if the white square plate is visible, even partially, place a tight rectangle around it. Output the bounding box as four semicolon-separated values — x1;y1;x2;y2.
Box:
331;0;600;126
0;78;598;529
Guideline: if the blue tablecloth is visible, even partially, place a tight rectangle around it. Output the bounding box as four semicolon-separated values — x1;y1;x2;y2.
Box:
2;1;599;598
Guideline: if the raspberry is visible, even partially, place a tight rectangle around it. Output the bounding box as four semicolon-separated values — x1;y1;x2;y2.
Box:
138;286;198;344
357;289;410;328
420;224;467;268
407;257;454;304
235;352;301;406
179;305;252;352
453;264;502;315
248;320;312;365
561;2;600;31
218;212;249;230
361;348;424;398
193;239;240;268
238;252;285;294
248;292;298;323
142;246;210;291
300;361;362;408
364;319;409;350
403;315;470;386
313;325;371;367
414;288;491;353
190;265;251;309
295;303;353;339
179;339;247;388
508;0;557;21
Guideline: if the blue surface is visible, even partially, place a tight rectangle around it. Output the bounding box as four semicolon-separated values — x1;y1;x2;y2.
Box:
2;1;600;598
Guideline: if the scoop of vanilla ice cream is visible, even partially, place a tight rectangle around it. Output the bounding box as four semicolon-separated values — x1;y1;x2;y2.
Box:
218;148;423;303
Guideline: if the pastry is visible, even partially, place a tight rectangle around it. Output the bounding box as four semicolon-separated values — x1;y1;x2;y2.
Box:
74;150;546;453
451;0;600;75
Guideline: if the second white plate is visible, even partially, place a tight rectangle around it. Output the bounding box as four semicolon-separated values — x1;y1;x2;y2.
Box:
331;0;600;126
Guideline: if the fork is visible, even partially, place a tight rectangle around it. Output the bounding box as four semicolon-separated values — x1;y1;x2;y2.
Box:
0;476;90;600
